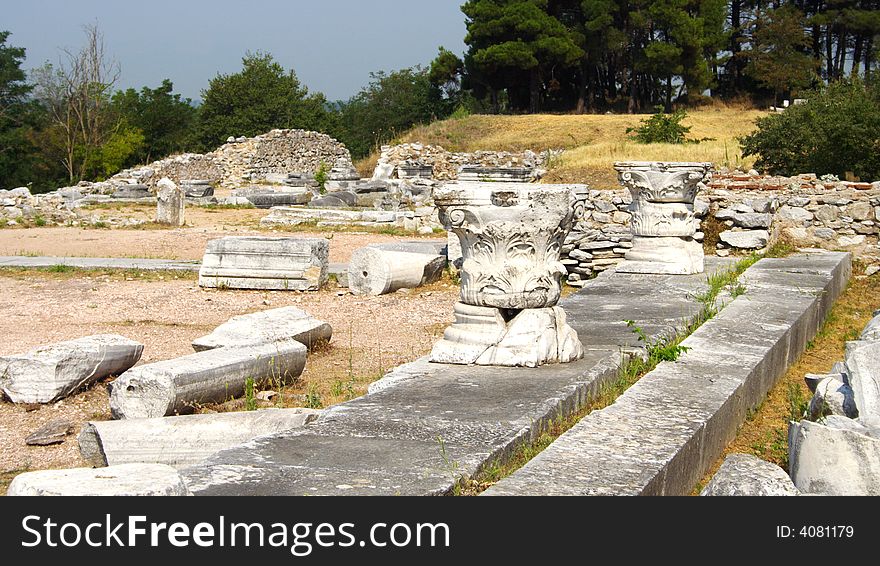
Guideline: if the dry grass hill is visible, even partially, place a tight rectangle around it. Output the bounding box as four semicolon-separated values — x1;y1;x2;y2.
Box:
358;104;766;188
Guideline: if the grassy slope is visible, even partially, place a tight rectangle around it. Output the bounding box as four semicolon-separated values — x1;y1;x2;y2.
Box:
358;105;765;188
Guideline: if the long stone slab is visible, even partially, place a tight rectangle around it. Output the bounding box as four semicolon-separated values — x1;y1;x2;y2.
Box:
179;259;732;495
109;340;307;419
79;408;320;468
198;236;329;291
0;335;144;404
7;464;191;496
0;256;201;272
484;251;850;496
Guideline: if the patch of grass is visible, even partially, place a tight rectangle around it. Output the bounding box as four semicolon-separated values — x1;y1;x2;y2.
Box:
701;215;725;253
304;385;324;409
33;215;47;227
765;237;798;258
371;107;762;188
244;377;258;411
0;266;198;282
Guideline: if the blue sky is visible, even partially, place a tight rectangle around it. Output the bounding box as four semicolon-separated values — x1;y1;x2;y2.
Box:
3;0;468;102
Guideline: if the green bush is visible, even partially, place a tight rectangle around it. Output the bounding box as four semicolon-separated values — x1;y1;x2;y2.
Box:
626;107;695;144
740;79;880;180
314;161;329;194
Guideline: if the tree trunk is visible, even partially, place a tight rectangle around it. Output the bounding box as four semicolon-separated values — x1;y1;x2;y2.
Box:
826;26;834;79
852;35;863;78
529;68;541;114
833;29;846;79
730;0;743;91
866;36;874;80
576;61;587;114
665;75;673;113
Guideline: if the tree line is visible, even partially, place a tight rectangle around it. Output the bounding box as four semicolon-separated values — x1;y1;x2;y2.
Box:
0;26;451;191
2;2;879;190
431;0;879;113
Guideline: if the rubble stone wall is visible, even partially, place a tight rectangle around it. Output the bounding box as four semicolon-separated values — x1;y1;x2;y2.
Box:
110;129;353;189
374;143;560;181
561;172;880;286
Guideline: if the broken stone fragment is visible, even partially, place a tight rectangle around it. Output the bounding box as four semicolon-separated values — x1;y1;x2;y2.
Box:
198;236;329;291
109;340;306;419
79;408;319;468
0;334;144;404
701;454;799;496
6;463;192;496
788;418;880;495
718;229;769;249
156;177;185;226
25;418;75;446
808;375;858;419
844;340;880;418
430;302;583;368
192;307;332;351
348;246;446;296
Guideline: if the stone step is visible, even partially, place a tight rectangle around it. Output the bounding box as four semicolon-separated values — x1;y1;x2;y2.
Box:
483;251;850;496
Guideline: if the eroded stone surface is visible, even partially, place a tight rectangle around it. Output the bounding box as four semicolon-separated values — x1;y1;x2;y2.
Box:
430;303;583;367
25;418;74;446
7;464;192;496
435;182;578;310
79;408;319;468
181;262;726;495
0;335;144;404
701;454;799;496
484;252;850;496
433;182;584;366
198;236;329;291
348;245;446;296
192;307;332;351
109;340;307;419
789;418;880;496
845;340;880;418
614;161;712;275
156;177;185;226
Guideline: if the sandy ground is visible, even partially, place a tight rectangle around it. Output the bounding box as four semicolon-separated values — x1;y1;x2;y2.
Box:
0;203;439;264
0;208;456;492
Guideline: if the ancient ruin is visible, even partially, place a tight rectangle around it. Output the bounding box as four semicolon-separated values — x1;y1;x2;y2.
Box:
198;236;329;291
614;161;712;275
430;182;584;367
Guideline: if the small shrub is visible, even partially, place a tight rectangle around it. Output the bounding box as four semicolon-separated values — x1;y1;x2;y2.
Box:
48;264;74;273
244;377;257;411
626;107;711;144
315;161;329;195
33;216;47;227
304;385;323;409
740;78;880;180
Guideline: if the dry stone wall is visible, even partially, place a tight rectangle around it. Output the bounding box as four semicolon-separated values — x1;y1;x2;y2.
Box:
560;171;880;286
374;143;560;181
111;129;353;189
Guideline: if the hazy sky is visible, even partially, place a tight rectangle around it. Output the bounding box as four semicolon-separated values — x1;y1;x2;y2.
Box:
3;0;467;102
